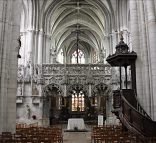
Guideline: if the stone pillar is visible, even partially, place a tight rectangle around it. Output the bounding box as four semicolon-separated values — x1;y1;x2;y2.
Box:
0;0;22;133
45;35;51;63
145;0;156;120
138;0;152;117
38;32;44;64
109;34;113;55
27;31;34;59
38;75;44;125
34;31;38;64
129;0;143;98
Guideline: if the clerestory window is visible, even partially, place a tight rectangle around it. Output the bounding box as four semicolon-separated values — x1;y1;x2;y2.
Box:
71;49;85;64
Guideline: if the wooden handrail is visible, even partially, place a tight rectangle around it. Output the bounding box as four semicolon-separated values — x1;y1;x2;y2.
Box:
121;89;151;119
121;95;156;137
113;89;156;137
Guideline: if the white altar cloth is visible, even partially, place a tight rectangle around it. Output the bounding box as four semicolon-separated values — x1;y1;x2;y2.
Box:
67;118;86;130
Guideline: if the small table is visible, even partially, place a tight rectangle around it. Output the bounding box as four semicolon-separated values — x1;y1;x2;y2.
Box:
67;118;86;130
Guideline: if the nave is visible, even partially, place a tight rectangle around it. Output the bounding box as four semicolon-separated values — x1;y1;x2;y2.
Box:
1;0;156;142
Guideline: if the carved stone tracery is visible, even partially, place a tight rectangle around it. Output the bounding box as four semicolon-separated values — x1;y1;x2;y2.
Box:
17;64;112;104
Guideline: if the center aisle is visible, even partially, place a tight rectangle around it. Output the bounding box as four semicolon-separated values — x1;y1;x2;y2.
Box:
63;132;91;143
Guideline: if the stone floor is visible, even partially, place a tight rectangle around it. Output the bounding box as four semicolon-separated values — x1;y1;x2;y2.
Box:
63;132;91;143
62;124;92;143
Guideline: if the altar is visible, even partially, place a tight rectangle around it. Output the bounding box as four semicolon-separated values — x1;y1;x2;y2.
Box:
67;118;86;130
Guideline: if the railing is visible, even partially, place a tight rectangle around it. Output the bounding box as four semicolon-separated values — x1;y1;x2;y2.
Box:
42;64;111;76
121;89;151;119
113;89;156;137
121;95;156;137
17;64;111;84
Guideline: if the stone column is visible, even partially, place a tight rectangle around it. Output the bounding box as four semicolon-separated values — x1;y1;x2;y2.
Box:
109;34;113;55
138;0;152;117
0;0;22;133
145;0;156;120
27;30;34;59
38;31;44;64
38;74;45;126
34;31;38;64
129;0;143;98
45;35;51;63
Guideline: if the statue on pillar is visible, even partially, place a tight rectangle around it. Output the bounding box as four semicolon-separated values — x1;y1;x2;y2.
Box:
17;84;22;96
25;105;31;119
17;36;21;58
99;49;104;63
50;48;58;63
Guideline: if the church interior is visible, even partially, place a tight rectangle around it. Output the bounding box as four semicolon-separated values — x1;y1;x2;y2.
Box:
0;0;156;142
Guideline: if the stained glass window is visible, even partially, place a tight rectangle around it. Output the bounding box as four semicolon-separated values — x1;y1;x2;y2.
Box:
71;49;85;64
72;90;85;111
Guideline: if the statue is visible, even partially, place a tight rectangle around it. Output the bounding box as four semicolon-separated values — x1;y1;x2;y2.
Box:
25;105;31;119
50;48;57;63
25;60;31;81
119;31;124;40
17;36;21;48
32;85;39;95
17;36;21;58
17;85;22;96
99;49;104;63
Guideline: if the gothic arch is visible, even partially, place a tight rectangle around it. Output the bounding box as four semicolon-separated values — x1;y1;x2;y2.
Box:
92;83;111;97
67;84;88;97
44;83;63;97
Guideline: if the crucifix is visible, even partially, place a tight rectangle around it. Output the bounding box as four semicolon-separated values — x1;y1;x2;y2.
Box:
76;25;80;64
72;25;82;64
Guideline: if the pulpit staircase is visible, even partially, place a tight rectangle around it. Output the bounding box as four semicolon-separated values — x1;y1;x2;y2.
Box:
112;89;156;140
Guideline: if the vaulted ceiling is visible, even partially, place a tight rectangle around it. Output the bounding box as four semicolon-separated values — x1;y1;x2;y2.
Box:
42;0;115;54
21;0;128;63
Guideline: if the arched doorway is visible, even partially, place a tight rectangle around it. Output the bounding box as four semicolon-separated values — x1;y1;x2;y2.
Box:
43;84;63;125
65;84;89;119
92;83;111;122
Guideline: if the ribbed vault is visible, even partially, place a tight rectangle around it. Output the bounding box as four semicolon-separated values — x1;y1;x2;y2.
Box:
21;0;117;64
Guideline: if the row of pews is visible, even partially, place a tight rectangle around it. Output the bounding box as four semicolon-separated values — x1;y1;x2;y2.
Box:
91;125;156;143
0;123;63;143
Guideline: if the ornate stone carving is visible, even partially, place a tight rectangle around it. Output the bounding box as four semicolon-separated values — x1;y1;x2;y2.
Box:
67;84;88;96
32;85;39;95
98;49;105;63
32;96;40;104
16;96;23;104
25;105;31;119
44;83;63;97
42;64;111;76
17;64;112;100
17;63;31;82
17;65;24;82
17;84;22;96
92;83;111;96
